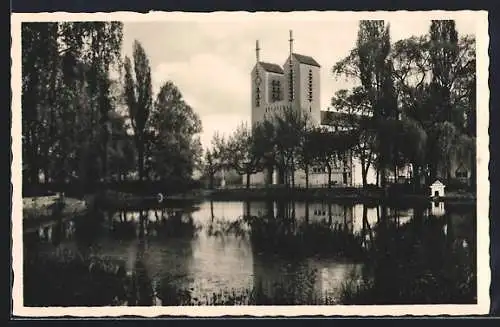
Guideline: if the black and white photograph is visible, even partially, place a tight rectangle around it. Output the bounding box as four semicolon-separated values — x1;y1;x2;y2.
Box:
10;11;490;316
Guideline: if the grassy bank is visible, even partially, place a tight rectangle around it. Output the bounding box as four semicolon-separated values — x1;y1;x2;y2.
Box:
23;249;132;306
207;186;476;205
22;196;88;229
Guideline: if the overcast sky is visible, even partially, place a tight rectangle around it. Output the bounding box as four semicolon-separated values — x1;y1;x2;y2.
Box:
121;14;478;150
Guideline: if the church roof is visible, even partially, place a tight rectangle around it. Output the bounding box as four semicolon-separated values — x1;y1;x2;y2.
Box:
258;62;284;74
292;53;321;67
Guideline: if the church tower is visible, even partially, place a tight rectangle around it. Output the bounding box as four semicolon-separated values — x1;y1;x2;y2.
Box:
251;31;321;127
251;40;285;126
283;30;321;125
249;31;322;186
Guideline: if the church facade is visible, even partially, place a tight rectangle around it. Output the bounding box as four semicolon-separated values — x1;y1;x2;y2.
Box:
249;31;354;187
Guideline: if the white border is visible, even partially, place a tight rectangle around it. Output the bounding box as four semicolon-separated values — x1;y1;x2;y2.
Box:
10;10;490;317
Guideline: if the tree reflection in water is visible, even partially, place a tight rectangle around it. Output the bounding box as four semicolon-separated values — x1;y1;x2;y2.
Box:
340;205;476;305
23;200;476;306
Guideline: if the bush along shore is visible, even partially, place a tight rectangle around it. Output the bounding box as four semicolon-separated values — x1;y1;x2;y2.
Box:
90;185;476;207
206;186;476;204
22;194;88;229
24;249;132;307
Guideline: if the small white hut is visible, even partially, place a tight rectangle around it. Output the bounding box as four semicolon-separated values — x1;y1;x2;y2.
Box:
430;180;446;198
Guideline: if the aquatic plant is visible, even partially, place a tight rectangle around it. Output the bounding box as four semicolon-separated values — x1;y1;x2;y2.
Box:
339;214;477;304
155;268;338;306
23;249;131;306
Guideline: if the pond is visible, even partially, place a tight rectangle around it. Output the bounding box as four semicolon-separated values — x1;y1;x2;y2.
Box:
23;200;477;306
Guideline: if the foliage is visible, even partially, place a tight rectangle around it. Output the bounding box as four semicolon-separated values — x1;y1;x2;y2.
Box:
22;25;204;194
148;81;203;182
224;122;264;188
340;212;476;304
21;22;124;190
331;19;476;188
123;40;153;181
202;132;227;189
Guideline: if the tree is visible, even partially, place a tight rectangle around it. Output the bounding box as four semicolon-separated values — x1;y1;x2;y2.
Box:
147;81;202;182
297;128;317;189
312;128;357;188
331;88;376;187
333;20;476;187
225;122;264;189
271;108;312;188
252;119;279;186
203;133;226;189
332;20;394;188
123;40;153;182
396;118;428;189
21;22;124;191
21;22;59;186
107;111;136;181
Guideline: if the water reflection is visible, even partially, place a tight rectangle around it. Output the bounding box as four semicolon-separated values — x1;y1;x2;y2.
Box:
431;201;446;217
23;199;476;306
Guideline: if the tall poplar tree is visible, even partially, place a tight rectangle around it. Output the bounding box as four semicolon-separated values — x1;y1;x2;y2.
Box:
123;40;153;181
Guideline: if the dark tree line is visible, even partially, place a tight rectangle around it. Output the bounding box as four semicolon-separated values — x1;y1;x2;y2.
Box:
332;20;476;190
21;22;203;195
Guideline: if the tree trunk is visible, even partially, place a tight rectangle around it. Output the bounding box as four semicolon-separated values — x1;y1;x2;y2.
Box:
209;173;214;190
380;167;387;190
446;157;452;182
394;164;398;185
429;161;437;183
305;165;309;189
102;124;109;184
327;164;332;189
246;172;250;189
137;144;144;182
412;164;420;192
25;67;40;187
361;164;368;188
278;166;286;186
28;127;39;186
381;205;388;222
328;203;332;225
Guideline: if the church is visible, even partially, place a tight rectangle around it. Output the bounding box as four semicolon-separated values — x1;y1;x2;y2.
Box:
248;31;354;187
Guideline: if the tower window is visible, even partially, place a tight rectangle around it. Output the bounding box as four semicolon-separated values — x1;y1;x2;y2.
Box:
271;80;281;102
308;69;313;102
256;86;261;107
